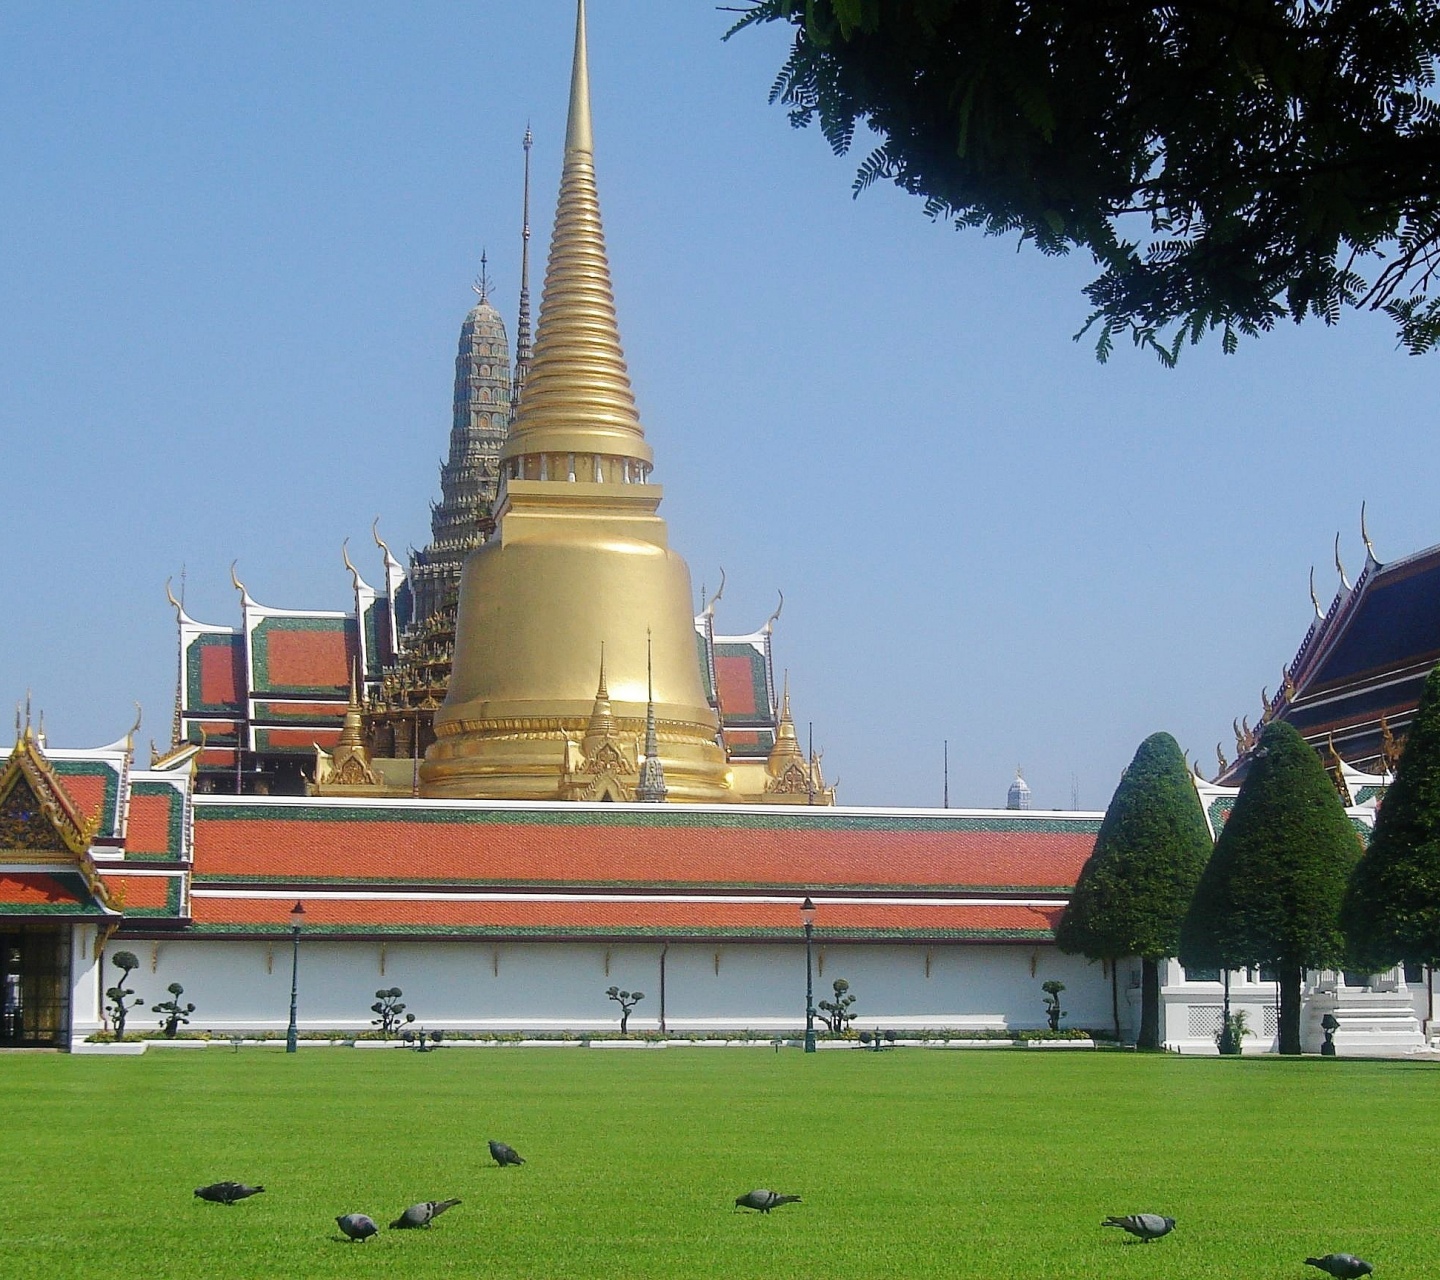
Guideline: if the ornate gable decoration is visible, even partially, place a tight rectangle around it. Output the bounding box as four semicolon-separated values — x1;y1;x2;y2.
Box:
0;734;98;855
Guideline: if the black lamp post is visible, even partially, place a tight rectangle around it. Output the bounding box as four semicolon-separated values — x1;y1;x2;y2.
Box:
285;900;305;1053
802;896;817;1053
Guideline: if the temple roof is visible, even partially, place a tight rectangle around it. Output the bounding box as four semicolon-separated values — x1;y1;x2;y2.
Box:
190;798;1099;895
1222;533;1440;779
185;893;1063;942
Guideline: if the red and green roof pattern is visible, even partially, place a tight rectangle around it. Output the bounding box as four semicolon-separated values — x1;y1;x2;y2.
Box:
0;871;112;919
188;894;1063;941
165;799;1100;941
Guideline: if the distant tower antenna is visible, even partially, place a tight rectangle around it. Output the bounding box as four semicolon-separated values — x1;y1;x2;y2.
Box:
473;248;491;304
943;739;949;809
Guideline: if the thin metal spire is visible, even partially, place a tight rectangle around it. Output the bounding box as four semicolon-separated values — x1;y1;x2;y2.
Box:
512;125;534;417
473;248;491;304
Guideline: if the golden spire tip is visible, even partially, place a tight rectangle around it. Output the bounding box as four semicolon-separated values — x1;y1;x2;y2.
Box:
566;0;593;155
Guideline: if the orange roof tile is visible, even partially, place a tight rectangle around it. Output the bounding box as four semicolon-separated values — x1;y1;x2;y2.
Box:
126;791;181;858
190;895;1061;937
192;807;1097;892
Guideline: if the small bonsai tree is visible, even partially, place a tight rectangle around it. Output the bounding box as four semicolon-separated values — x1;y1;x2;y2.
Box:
1042;980;1066;1031
605;986;645;1033
370;987;414;1040
152;982;196;1039
105;950;143;1039
817;978;857;1033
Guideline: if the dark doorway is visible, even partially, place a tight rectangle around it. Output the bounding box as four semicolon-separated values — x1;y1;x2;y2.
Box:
0;927;70;1047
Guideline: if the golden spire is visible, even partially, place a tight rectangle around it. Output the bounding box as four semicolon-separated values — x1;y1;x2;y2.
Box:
337;660;366;750
502;0;652;470
766;672;806;777
582;646;616;753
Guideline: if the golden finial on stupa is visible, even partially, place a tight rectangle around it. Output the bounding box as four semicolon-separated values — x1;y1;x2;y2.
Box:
582;646;616;753
502;0;650;471
766;671;807;779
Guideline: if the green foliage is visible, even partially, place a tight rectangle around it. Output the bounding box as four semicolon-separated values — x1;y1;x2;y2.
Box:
1057;732;1213;962
1343;664;1440;970
1217;1009;1250;1055
731;1;1440;359
3;1051;1439;1278
1182;721;1361;972
105;950;143;1039
369;988;413;1040
1040;980;1066;1031
817;977;857;1033
605;986;645;1034
151;982;196;1039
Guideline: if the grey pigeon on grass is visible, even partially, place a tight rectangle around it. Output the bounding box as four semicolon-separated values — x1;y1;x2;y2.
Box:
489;1140;524;1166
734;1189;802;1213
336;1213;379;1242
194;1181;264;1205
1306;1255;1374;1279
1103;1213;1175;1242
390;1198;461;1229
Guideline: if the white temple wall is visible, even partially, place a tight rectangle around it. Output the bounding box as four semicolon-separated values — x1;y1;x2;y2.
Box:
78;938;1118;1039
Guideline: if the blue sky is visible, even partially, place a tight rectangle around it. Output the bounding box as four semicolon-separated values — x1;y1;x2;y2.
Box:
2;2;1435;809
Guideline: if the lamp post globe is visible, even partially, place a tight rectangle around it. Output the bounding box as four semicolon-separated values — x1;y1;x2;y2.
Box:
285;901;305;1053
801;897;817;1053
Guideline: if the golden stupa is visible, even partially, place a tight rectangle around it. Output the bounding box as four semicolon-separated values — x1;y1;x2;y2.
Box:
421;0;731;802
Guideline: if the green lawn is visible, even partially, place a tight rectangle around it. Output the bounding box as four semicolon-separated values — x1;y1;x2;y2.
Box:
0;1047;1433;1278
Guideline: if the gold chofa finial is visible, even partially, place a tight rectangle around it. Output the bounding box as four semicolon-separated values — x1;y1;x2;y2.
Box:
230;561;253;605
1360;500;1376;561
341;538;364;592
1309;566;1323;620
703;568;726;618
165;576;185;622
371;518;397;566
764;590;785;634
1334;534;1351;591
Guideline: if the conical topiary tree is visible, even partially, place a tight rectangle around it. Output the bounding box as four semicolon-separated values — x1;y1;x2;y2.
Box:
1056;732;1213;1048
1179;720;1362;1054
1342;662;1440;973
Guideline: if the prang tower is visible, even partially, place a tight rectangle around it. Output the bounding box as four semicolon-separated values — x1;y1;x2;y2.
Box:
421;0;730;802
405;267;512;626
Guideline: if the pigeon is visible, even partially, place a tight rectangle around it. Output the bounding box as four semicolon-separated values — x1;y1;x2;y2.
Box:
1306;1255;1374;1279
194;1181;265;1205
489;1140;525;1167
734;1189;802;1214
390;1198;462;1229
336;1213;379;1242
1103;1214;1176;1242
